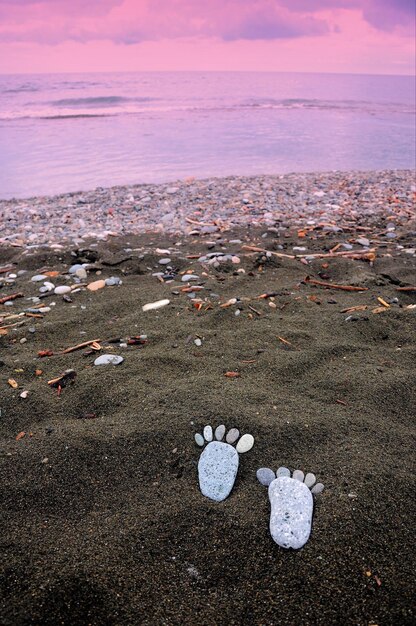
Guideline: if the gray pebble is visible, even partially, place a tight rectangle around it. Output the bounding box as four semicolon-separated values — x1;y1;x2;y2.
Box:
304;473;316;488
181;274;199;282
276;466;291;478
195;433;204;446
198;441;239;501
215;425;225;441
268;476;314;549
105;276;122;286
257;467;276;486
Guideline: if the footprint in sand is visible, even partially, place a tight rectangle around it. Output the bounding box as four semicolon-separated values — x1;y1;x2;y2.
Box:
257;466;324;549
194;425;254;502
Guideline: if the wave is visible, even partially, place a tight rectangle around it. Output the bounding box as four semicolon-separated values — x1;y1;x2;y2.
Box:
0;98;413;121
3;85;39;94
49;95;156;107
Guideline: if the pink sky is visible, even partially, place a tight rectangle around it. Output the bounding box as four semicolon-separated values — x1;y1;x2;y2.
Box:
0;0;414;75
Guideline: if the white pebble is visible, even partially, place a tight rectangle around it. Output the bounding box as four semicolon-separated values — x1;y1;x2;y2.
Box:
142;299;170;312
94;354;124;366
203;425;213;442
182;274;199;282
236;433;254;453
54;286;71;295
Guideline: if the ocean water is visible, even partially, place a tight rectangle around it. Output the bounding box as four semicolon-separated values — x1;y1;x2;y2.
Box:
0;71;414;199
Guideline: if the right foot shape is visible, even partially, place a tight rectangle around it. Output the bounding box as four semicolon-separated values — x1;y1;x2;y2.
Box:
195;425;254;502
257;467;324;549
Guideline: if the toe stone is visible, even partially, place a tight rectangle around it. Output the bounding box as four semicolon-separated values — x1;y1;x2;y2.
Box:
236;433;254;453
257;467;275;486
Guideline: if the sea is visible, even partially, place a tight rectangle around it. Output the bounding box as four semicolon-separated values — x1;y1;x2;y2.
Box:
0;71;414;199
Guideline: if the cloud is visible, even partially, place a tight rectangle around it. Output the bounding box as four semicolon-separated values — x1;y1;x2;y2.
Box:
0;0;413;45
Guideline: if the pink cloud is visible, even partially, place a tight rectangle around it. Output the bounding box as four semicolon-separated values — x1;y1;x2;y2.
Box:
0;1;413;74
0;0;413;46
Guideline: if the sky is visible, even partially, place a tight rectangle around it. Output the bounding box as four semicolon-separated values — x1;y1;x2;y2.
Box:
0;0;414;75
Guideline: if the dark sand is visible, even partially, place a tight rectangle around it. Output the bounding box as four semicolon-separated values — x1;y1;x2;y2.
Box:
0;221;415;625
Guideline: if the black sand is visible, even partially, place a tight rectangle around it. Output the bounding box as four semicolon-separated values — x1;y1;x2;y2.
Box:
0;221;415;625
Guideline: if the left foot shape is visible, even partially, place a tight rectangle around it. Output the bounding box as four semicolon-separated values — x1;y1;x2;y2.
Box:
257;467;324;549
195;425;254;502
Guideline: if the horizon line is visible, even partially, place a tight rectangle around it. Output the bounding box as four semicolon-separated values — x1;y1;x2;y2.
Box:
0;69;414;79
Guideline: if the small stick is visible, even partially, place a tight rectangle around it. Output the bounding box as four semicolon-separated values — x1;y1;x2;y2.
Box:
341;305;368;313
278;336;292;347
248;305;262;316
0;321;26;330
241;245;295;259
296;249;376;259
377;297;390;308
185;217;217;227
0;265;14;274
396;286;416;292
304;276;368;291
0;293;24;305
61;339;101;354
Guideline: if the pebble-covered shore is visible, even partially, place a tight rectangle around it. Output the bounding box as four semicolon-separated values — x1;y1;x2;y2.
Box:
1;169;415;247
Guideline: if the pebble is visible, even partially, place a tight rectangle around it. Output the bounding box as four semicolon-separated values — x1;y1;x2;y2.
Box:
94;354;124;366
198;441;239;502
236;433;254;453
105;276;122;286
304;473;316;488
69;264;83;274
194;433;204;446
142;299;170;312
158;258;171;265
257;467;276;486
181;274;200;282
194;338;202;347
19;338;27;344
203;425;213;441
31;274;47;282
226;428;239;444
87;280;106;291
357;237;370;247
75;267;88;279
54;286;71;295
268;476;314;549
19;390;29;398
215;425;225;441
40;281;55;292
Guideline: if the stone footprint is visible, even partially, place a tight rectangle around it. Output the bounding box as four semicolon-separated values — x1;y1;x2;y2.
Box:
257;466;324;549
195;425;254;501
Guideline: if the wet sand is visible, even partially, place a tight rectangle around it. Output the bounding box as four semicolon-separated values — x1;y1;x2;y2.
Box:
0;173;415;625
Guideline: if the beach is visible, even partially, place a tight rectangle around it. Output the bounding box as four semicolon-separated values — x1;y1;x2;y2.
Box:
0;170;415;625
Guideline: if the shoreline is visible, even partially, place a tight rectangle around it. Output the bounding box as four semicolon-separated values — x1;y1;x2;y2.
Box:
0;169;414;248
